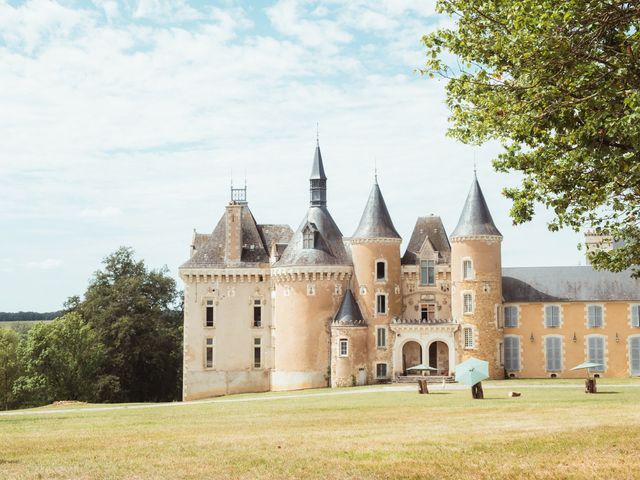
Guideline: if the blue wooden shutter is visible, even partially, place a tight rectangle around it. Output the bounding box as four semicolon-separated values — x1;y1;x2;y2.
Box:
630;337;640;375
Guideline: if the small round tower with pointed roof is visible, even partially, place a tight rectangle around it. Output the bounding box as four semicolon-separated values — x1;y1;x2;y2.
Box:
350;176;402;383
271;142;353;391
450;173;504;379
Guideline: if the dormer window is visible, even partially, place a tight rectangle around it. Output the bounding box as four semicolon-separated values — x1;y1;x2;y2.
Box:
302;226;315;249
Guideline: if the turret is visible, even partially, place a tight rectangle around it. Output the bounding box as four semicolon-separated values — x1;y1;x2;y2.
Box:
450;173;503;379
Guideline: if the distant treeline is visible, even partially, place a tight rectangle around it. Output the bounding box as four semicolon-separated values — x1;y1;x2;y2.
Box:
0;311;63;322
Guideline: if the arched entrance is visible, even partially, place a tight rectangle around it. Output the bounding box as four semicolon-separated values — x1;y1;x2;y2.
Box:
428;341;450;375
402;341;422;375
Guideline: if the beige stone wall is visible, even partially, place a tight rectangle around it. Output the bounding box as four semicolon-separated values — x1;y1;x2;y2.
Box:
505;301;640;378
401;265;452;321
451;237;503;379
181;269;272;401
271;268;352;391
330;326;368;387
350;239;401;383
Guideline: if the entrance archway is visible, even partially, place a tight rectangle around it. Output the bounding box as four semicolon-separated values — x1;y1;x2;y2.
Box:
402;341;422;375
428;341;449;375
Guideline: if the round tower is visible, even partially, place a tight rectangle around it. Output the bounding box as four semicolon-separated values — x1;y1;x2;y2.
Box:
450;173;504;379
271;142;353;391
350;177;402;384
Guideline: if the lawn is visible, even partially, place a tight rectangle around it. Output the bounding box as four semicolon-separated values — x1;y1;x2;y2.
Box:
2;382;640;480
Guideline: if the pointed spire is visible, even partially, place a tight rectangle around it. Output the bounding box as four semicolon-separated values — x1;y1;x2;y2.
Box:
450;174;502;240
334;289;365;325
310;141;327;206
352;179;401;240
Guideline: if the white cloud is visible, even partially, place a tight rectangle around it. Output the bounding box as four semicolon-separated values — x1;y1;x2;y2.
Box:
133;0;202;22
80;207;123;218
26;259;63;270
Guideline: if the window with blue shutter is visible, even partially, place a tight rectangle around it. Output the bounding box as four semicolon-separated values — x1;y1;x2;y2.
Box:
588;305;603;328
545;337;562;371
504;306;518;328
504;336;520;371
545;305;560;327
630;337;640;376
587;336;605;371
632;305;640;328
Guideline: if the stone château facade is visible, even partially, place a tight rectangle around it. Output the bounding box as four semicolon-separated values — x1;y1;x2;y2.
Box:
179;143;640;400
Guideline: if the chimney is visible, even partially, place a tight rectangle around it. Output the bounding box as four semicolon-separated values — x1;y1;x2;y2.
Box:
225;203;243;263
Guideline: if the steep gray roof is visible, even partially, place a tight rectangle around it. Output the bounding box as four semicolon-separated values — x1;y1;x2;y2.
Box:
310;144;326;180
275;206;352;267
451;175;502;239
502;266;640;302
181;205;291;269
258;224;294;250
352;181;401;240
333;289;366;325
402;216;451;265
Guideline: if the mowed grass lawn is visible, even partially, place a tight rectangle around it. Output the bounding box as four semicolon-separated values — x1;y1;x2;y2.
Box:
3;382;640;480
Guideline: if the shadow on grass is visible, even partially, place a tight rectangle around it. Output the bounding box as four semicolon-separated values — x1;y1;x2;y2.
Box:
594;391;619;395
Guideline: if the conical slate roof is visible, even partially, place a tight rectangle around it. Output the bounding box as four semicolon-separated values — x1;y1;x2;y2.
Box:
352;181;401;239
333;289;365;325
310;144;326;180
451;174;502;239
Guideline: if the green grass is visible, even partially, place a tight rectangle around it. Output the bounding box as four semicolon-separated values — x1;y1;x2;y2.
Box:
3;382;640;479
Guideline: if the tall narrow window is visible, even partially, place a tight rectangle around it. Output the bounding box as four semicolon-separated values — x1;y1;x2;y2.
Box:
420;304;435;321
377;327;386;348
205;338;214;369
632;305;640;328
630;337;640;375
253;299;262;327
504;336;520;370
463;259;473;280
302;227;315;249
588;305;603;328
587;336;605;371
545;337;562;371
420;260;436;285
205;300;214;327
463;327;474;348
504;306;518;328
463;293;474;314
253;338;262;368
545;305;560;328
339;338;349;357
376;261;386;281
376;294;387;315
376;363;388;378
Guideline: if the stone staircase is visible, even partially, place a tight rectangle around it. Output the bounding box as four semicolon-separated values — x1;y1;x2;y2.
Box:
395;375;456;384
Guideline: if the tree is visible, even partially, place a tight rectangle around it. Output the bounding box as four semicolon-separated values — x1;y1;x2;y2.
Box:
422;0;640;273
0;329;21;410
74;247;182;403
12;313;105;406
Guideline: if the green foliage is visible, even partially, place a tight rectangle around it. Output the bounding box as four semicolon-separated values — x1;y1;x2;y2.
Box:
13;313;105;406
74;247;182;402
0;329;21;410
422;0;640;273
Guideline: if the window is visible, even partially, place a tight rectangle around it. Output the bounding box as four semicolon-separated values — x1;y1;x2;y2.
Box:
205;300;214;327
545;305;560;328
463;327;474;348
420;260;436;285
376;261;386;281
253;338;262;368
463;293;474;314
205;338;214;369
339;338;348;357
504;336;520;370
632;305;640;328
302;227;314;249
420;303;435;321
376;294;387;315
253;299;262;327
377;327;386;348
504;306;518;328
307;284;316;296
463;259;473;280
587;336;605;371
630;337;640;375
376;363;388;378
545;337;562;371
588;305;603;328
334;284;342;296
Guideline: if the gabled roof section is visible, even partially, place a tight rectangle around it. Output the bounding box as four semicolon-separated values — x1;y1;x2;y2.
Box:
352;181;401;240
502;266;640;302
333;289;366;326
451;174;502;239
402;216;451;265
310;144;327;180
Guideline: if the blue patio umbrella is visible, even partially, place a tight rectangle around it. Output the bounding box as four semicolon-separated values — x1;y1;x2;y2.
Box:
454;357;489;386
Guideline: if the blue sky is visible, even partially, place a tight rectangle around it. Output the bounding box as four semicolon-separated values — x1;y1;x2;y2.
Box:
0;0;585;311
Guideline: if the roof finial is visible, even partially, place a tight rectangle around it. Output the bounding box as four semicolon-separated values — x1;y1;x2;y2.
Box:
473;148;477;177
374;157;378;184
316;122;319;146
